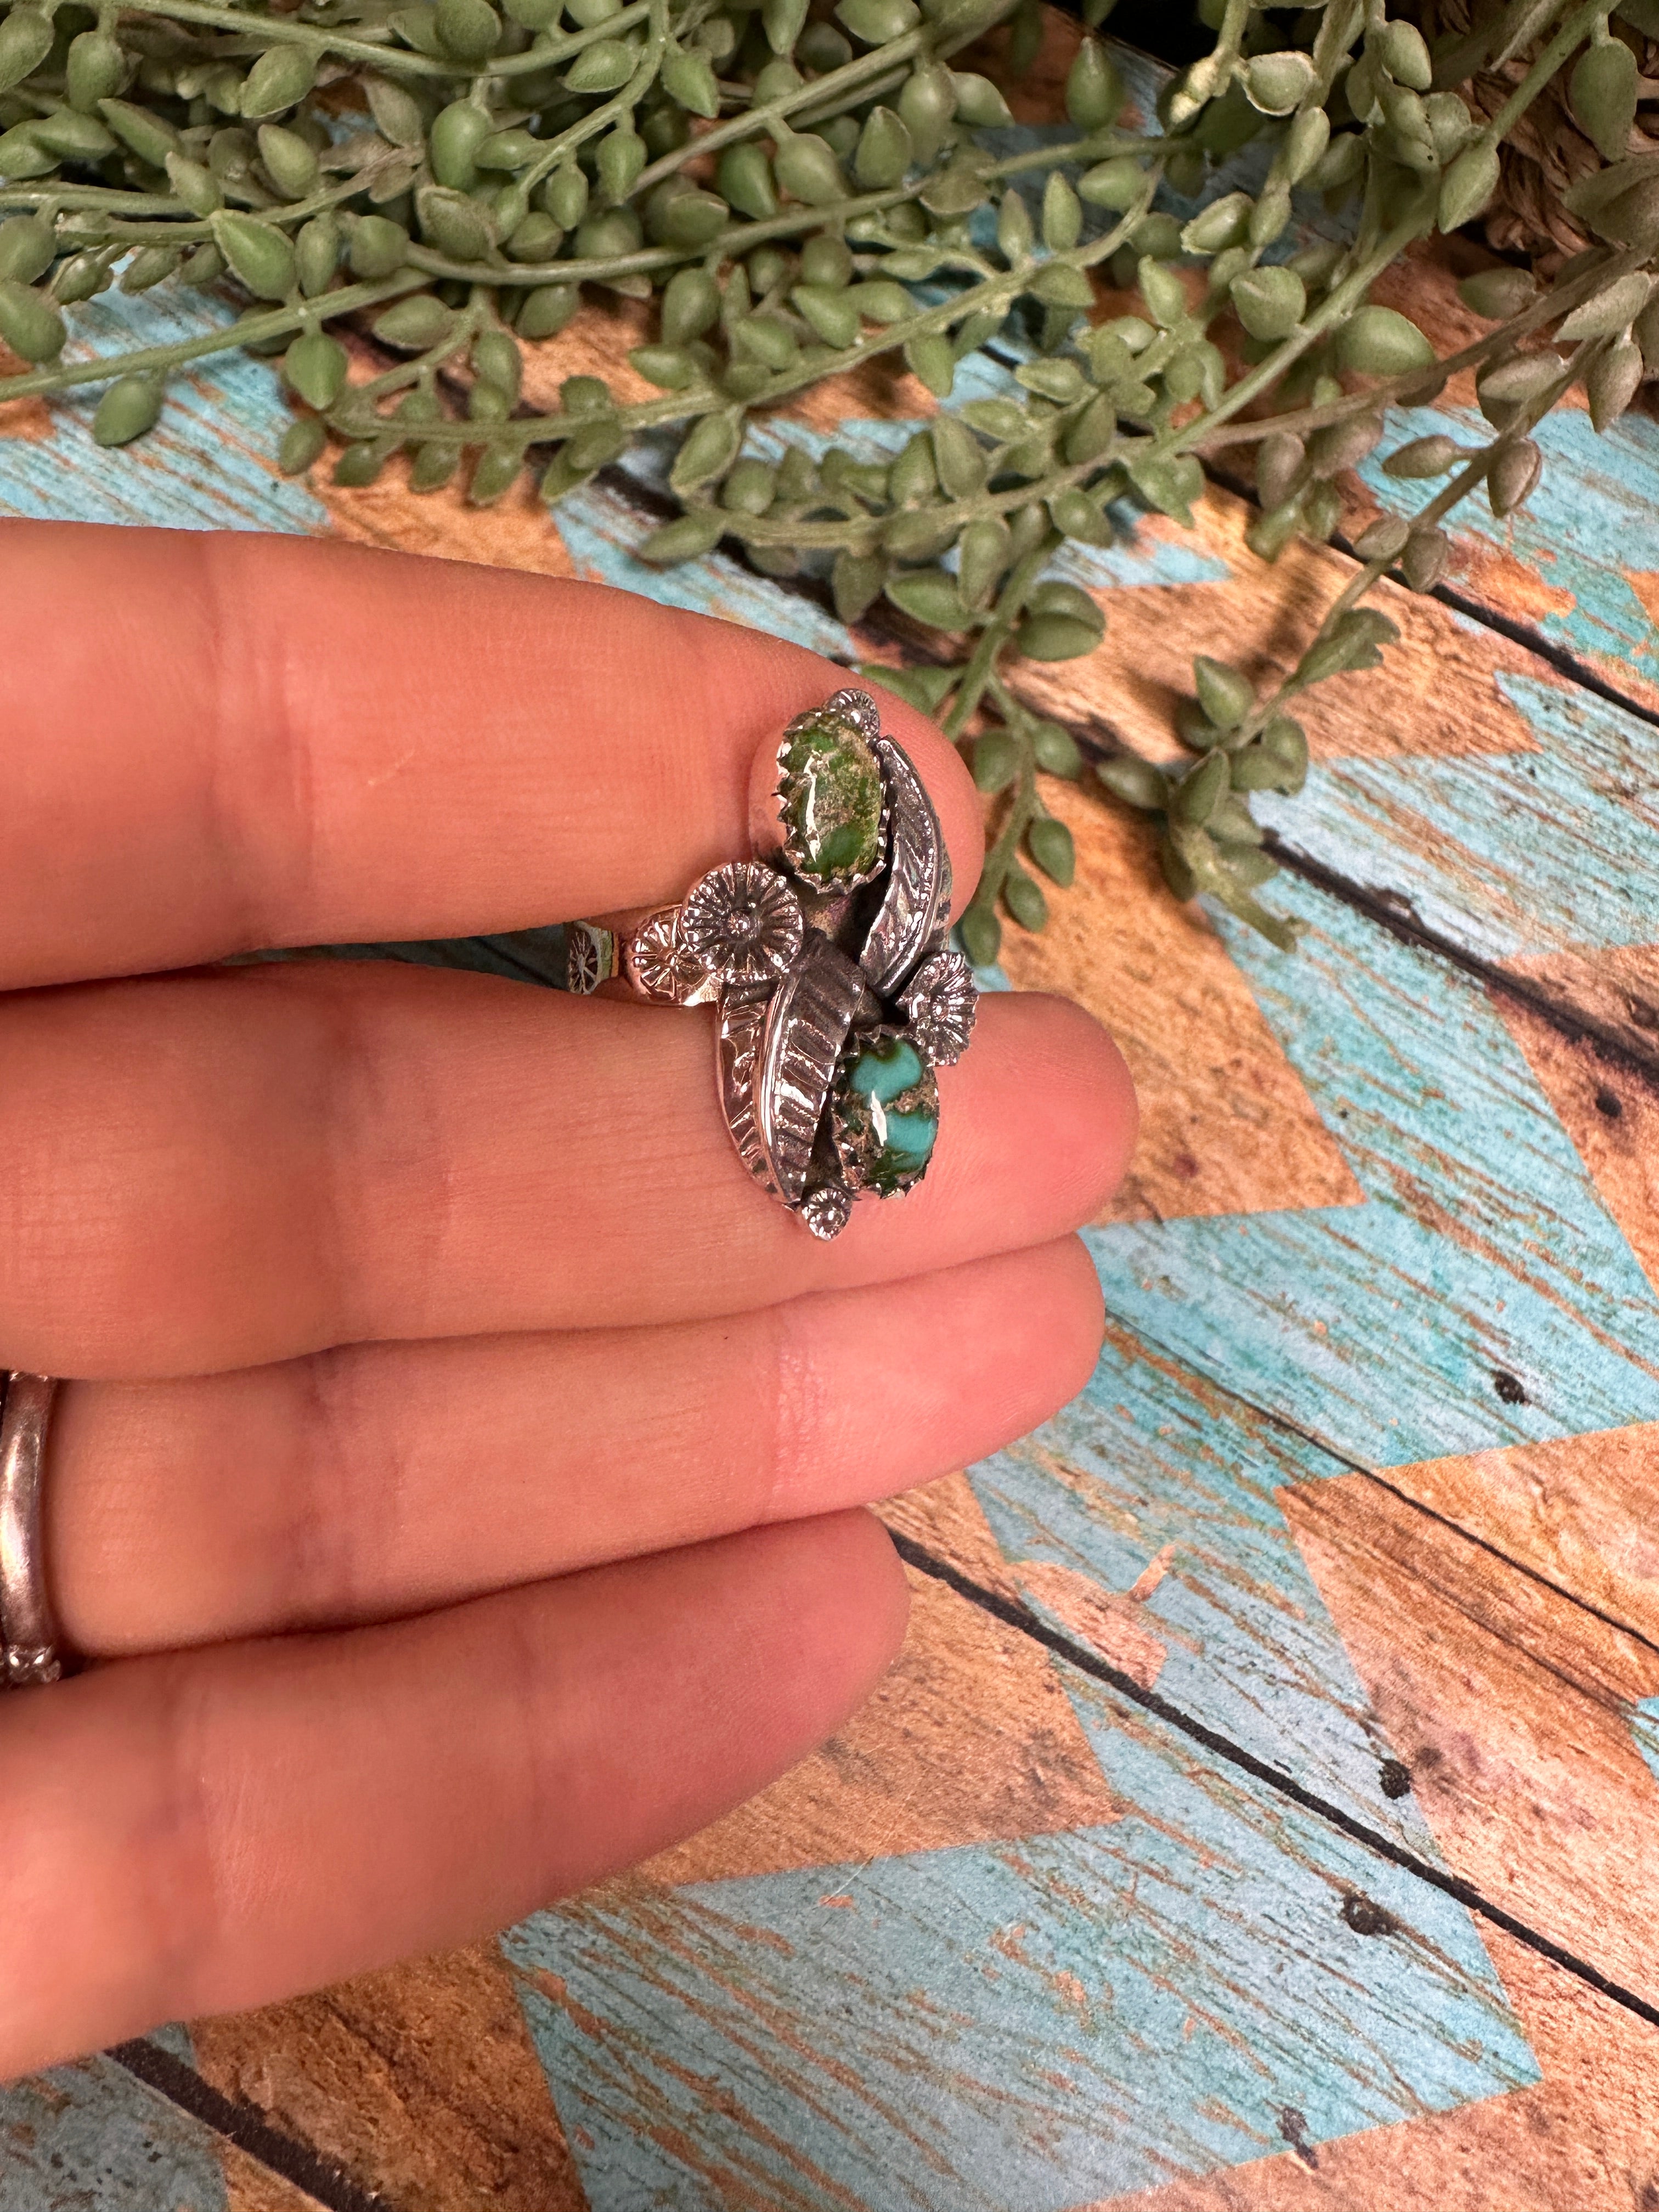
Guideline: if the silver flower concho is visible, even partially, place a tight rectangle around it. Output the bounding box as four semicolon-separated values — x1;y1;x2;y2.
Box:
566;690;978;1239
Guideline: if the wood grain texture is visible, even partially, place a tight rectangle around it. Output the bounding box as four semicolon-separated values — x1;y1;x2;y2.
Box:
0;2053;321;2212
1282;1472;1659;2001
1090;1933;1659;2212
192;1948;587;2212
501;1568;1538;2212
992;780;1362;1227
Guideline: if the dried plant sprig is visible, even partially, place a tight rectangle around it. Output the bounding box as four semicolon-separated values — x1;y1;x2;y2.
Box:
0;0;1654;951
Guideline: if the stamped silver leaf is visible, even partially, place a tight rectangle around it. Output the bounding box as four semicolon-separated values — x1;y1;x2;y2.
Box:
754;935;867;1205
718;982;781;1199
859;737;951;999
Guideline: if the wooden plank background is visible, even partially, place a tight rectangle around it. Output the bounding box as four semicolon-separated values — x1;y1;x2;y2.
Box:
3;15;1659;2208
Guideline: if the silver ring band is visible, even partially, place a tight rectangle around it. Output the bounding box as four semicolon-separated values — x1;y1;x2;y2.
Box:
0;1373;64;1686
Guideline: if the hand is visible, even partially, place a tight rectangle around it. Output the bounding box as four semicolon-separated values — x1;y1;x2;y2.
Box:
0;522;1135;2074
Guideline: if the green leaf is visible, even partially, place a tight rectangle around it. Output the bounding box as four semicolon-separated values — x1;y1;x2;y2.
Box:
854;106;911;189
1488;437;1543;517
91;373;162;447
1588;335;1644;430
0;277;61;361
99;97;181;169
662;46;721;117
1383;432;1462;478
1556;270;1655;340
212;211;297;300
836;0;919;38
1193;655;1252;730
1003;865;1047;933
1138;253;1186;328
1230;264;1305;342
417;185;496;263
1379;19;1433;91
565;36;637;92
1032;263;1094;309
774;132;847;206
1243;49;1316;115
1028;816;1074;887
670;408;743;493
861;661;957;714
517;282;578;339
1065;38;1122;128
930;414;985;498
278;413;328;477
972;729;1018;792
957;905;1001;967
1042;173;1082;252
885;567;973;631
1171;749;1227;826
0;9;53;95
1017;612;1103;661
833;553;885;624
283;329;348;410
1438;143;1499;232
239;44;317;120
1336;306;1436;377
951;71;1012;127
1571;37;1639;165
639;510;726;564
921;159;988;218
1097;754;1167;810
1457;267;1537;320
1032;720;1084;778
348;215;410;279
0;216;53;286
1128;450;1203;524
1181;191;1251;255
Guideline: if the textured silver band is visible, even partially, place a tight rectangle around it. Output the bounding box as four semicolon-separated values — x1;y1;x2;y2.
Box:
0;1372;63;1686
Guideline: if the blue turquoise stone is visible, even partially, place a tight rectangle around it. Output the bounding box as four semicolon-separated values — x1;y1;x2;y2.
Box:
838;1036;939;1195
849;1037;924;1103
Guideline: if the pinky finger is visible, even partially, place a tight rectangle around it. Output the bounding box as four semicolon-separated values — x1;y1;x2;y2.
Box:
0;1513;907;2078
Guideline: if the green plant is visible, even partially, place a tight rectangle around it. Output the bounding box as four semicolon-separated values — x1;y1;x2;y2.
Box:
0;0;1652;952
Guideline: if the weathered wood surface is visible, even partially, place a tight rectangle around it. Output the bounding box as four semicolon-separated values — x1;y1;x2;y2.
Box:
5;14;1659;2208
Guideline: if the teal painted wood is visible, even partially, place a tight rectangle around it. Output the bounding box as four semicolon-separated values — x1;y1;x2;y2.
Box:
504;1657;1534;2212
0;285;328;535
0;2055;227;2211
1091;866;1659;1468
1258;667;1659;962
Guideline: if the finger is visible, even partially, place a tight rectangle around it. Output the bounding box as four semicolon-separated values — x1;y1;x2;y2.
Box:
53;1237;1102;1655
0;523;978;989
0;966;1135;1375
0;1514;906;2078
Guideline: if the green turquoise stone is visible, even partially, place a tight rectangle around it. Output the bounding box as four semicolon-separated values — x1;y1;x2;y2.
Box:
778;706;884;884
839;1036;939;1195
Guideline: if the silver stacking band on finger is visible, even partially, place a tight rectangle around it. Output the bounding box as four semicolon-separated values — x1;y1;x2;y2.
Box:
0;1372;65;1686
565;690;979;1242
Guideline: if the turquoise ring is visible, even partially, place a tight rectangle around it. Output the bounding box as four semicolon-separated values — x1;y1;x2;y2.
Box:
565;690;977;1240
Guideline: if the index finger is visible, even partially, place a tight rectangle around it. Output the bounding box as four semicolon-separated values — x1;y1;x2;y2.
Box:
0;522;980;989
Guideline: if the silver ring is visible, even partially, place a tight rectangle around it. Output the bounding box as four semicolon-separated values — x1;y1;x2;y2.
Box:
566;690;978;1240
0;1372;65;1686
